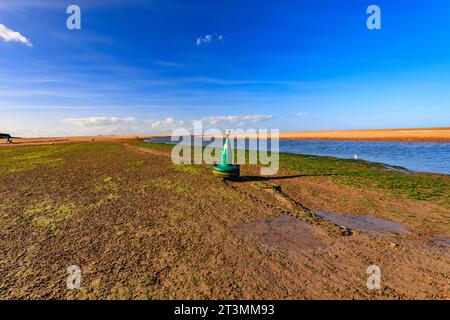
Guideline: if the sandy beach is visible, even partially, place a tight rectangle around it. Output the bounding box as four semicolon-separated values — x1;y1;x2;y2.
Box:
231;127;450;142
277;127;450;142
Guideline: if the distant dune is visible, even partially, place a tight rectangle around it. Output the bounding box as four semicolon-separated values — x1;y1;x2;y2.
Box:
223;127;450;142
1;127;449;146
276;127;450;142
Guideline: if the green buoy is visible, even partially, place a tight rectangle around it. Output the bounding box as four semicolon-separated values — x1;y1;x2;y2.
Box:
213;130;240;178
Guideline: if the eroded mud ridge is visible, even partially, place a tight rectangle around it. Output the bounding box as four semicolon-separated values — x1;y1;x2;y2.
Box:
0;141;449;299
315;211;408;237
225;179;352;236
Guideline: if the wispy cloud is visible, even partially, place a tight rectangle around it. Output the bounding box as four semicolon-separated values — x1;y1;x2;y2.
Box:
0;0;152;11
295;112;309;117
196;33;224;46
63;116;136;127
153;60;185;70
0;24;32;46
202;114;273;125
0;0;59;11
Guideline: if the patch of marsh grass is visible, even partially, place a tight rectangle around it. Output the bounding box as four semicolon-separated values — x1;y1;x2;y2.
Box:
95;176;118;192
281;153;450;203
23;201;75;232
118;141;450;204
0;146;64;175
91;193;121;209
171;164;202;175
148;178;192;193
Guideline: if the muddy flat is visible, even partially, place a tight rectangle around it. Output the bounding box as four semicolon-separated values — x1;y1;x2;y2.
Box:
0;140;449;299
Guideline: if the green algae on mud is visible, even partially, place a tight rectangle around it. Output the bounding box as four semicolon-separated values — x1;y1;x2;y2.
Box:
135;141;450;234
23;201;75;232
90;193;121;209
0;142;121;177
149;178;193;193
95;176;119;192
280;153;450;205
57;140;450;208
171;164;202;175
0;146;64;175
138;141;450;205
1;140;449;299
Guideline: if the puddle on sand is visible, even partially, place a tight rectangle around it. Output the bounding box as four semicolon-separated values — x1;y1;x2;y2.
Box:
234;214;323;254
316;211;408;236
432;237;450;246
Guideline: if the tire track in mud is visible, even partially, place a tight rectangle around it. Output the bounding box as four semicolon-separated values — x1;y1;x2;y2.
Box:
123;143;171;158
222;179;352;237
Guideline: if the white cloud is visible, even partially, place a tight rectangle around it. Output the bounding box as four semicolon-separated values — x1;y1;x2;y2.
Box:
202;114;273;125
4;113;274;137
144;117;185;133
295;112;309;117
196;33;224;46
0;24;32;46
64;116;136;127
143;114;272;134
3;126;74;138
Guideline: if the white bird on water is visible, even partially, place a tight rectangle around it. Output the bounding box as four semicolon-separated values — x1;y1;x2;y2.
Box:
354;154;358;160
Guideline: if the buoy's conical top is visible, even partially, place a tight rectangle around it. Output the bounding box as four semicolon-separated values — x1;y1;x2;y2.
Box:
222;130;232;165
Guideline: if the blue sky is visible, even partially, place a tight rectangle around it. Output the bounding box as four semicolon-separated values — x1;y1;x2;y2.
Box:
1;0;449;136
